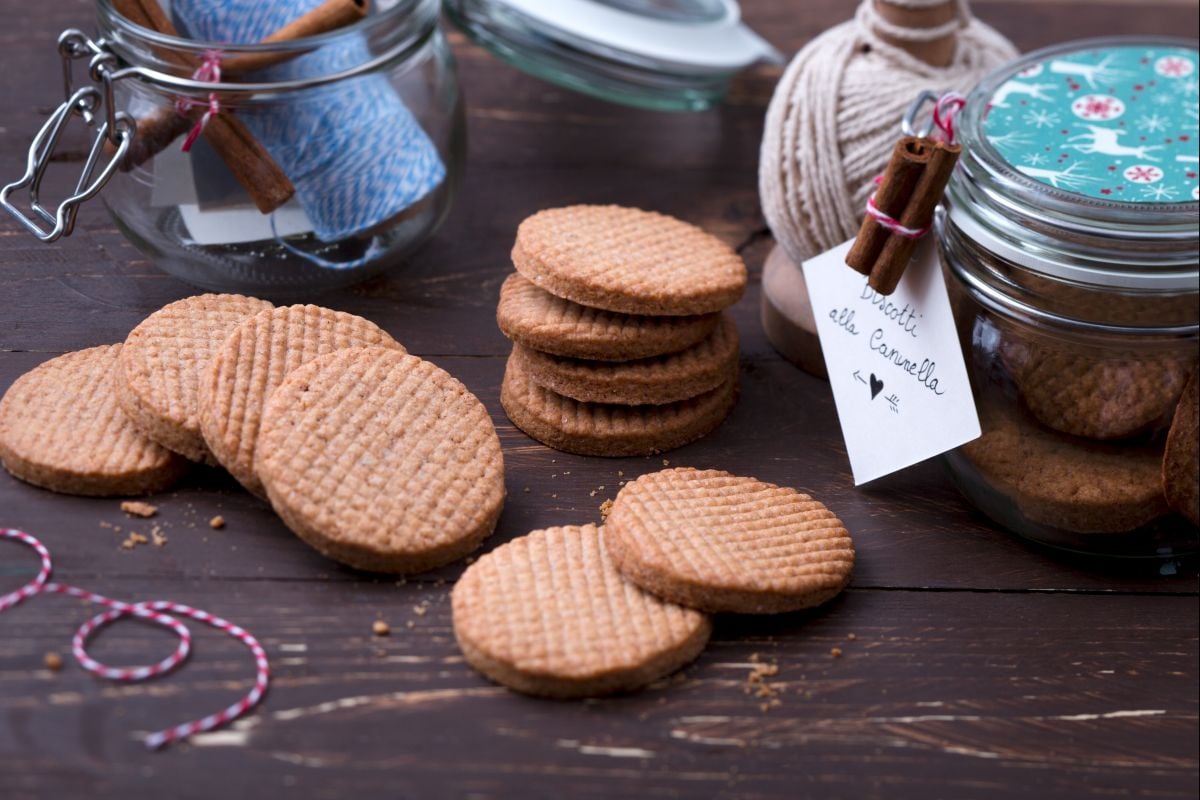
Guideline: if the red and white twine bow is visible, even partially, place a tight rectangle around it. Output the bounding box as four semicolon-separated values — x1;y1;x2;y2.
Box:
176;50;224;153
1;528;269;750
865;91;967;240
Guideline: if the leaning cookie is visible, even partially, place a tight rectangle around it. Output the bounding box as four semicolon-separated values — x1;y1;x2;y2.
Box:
497;273;721;361
605;468;855;614
199;304;402;497
500;355;737;457
0;346;188;496
510;315;739;405
452;524;711;698
960;405;1168;534
256;347;505;573
116;293;273;464
1163;369;1199;527
1001;337;1190;440
513;205;747;316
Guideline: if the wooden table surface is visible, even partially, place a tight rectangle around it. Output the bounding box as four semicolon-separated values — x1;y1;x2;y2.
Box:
1;1;1198;798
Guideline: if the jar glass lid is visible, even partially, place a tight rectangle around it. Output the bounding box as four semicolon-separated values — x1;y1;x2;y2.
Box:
981;43;1199;205
948;37;1199;292
444;0;781;111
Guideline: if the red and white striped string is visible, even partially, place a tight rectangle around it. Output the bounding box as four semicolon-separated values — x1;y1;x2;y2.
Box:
177;50;224;153
865;91;967;240
0;527;269;750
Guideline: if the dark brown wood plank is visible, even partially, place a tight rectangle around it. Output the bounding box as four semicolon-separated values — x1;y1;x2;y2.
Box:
1;1;1198;798
0;582;1195;799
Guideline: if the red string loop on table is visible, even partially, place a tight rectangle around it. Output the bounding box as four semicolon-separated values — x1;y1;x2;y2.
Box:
0;527;269;750
176;50;224;153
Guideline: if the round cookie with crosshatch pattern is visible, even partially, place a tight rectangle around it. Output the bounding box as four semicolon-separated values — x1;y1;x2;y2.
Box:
961;404;1168;534
199;304;402;497
1163;369;1199;527
500;355;737;457
497;273;721;361
604;468;855;614
510;314;739;405
512;205;747;316
1000;337;1191;440
0;345;188;496
451;523;711;698
256;346;504;574
116;293;273;464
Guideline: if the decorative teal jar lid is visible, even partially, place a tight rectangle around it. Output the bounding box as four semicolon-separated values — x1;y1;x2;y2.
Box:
982;44;1198;204
945;37;1199;293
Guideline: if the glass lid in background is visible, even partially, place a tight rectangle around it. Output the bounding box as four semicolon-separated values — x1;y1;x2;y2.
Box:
444;0;781;111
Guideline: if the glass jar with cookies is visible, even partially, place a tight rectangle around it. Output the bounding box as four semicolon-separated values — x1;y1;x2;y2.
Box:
937;38;1199;560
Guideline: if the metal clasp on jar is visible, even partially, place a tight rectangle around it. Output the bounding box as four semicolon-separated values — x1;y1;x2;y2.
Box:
0;30;133;242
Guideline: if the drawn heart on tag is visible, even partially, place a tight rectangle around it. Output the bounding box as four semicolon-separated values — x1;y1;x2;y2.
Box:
869;373;884;400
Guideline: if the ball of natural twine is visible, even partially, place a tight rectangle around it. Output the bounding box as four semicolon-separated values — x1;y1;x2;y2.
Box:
758;0;1017;265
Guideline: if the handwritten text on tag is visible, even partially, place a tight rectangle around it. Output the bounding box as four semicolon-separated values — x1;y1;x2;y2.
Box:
802;238;980;485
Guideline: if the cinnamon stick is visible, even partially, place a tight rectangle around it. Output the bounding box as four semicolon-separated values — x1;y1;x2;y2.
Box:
222;0;369;75
113;0;369;178
868;140;961;294
111;0;295;213
845;136;930;275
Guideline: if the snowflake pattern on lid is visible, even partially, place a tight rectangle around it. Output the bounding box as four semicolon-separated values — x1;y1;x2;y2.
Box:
983;45;1199;203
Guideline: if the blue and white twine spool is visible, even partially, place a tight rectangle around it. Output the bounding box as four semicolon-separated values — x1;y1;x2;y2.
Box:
174;0;446;244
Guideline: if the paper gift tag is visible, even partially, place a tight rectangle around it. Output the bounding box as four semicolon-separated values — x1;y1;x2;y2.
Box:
802;238;980;485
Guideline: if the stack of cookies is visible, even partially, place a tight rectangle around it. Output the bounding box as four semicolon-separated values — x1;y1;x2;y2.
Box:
0;295;506;574
498;205;748;457
452;467;856;698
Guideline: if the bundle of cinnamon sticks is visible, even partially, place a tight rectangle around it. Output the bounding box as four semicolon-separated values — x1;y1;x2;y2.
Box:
845;135;961;295
110;0;368;214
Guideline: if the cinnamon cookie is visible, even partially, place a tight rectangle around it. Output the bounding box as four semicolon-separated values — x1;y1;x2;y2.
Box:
199;304;402;496
510;315;739;405
1001;338;1190;440
605;468;855;614
960;405;1168;534
116;293;273;463
256;347;505;573
497;273;720;361
452;523;711;698
513;205;747;316
500;355;737;457
1163;369;1199;527
0;346;187;496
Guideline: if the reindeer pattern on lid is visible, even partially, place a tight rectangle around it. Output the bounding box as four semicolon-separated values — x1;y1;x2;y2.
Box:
983;45;1199;203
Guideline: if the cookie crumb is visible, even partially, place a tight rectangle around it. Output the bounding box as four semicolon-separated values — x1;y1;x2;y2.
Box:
662;459;670;466
151;527;168;547
44;652;63;671
412;602;429;617
209;516;225;529
617;470;624;477
523;487;530;493
599;499;614;519
405;620;415;629
830;647;843;659
372;620;390;637
120;500;158;518
847;633;857;641
745;657;784;708
120;532;149;550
